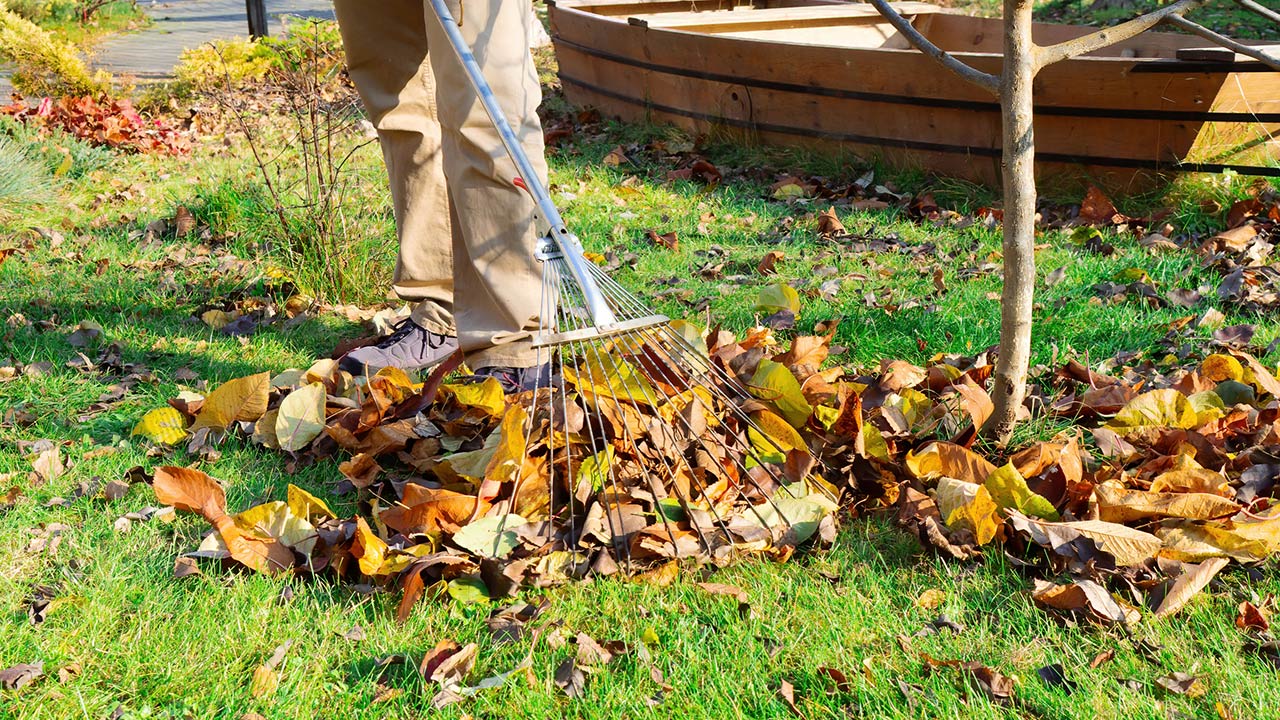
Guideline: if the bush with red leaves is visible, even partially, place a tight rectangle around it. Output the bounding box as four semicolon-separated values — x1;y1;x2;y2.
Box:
2;95;190;156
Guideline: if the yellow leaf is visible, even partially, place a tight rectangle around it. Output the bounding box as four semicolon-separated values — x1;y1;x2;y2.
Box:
442;377;506;416
1106;389;1199;431
666;319;708;356
1187;390;1225;426
233;501;318;555
944;484;1001;545
131;407;188;445
984;463;1059;520
287;484;336;522
905;442;997;484
756;283;801;316
935;477;982;519
190;372;270;432
750;359;812;428
564;355;658;406
200;309;239;330
275;382;327;452
1157;516;1280;563
1200;354;1244;383
444;431;502;480
251;409;280;449
484;404;529;483
250;665;278;698
1095;483;1240;523
153;466;227;522
352;516;390;576
749;409;805;458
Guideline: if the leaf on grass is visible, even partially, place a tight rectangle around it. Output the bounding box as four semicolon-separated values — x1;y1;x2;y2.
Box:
1095;484;1239;523
153;466;226;523
1032;579;1134;625
286;484;336;522
756;283;801;317
1106;389;1199;431
452;514;527;559
984;463;1059;520
1155;672;1205;698
1154;557;1229;617
555;657;587;698
190;372;270;432
275;382;326;452
0;662;43;690
131;407;188;445
905;442;996;484
1010;512;1160;566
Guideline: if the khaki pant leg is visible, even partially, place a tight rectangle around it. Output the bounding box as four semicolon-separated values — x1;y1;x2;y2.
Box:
333;0;456;335
425;0;548;368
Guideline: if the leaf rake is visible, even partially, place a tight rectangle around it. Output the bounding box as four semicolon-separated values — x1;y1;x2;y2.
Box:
431;0;833;570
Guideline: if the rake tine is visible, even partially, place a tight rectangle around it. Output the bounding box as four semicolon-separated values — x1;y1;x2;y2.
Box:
577;335;726;560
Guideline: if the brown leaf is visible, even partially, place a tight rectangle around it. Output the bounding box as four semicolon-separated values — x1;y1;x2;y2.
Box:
1236;601;1270;632
757;250;785;275
174;206;196;237
1079;186;1123;225
0;662;43;690
816;207;845;236
818;666;853;693
963;662;1014;703
153;466;227;523
575;633;614;667
1155;671;1205;698
645;229;678;251
1153;557;1229;617
555;657;587;698
173;557;202;579
778;679;803;717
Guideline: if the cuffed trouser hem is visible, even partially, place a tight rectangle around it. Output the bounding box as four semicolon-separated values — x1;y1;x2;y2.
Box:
465;342;541;370
407;301;456;336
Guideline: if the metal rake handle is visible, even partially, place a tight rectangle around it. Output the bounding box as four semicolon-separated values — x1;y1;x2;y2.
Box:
427;0;619;327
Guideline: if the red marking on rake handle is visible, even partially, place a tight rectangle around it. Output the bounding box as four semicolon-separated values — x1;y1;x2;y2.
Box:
513;176;529;194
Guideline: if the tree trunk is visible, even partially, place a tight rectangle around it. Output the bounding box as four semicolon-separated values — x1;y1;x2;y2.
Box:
982;0;1037;445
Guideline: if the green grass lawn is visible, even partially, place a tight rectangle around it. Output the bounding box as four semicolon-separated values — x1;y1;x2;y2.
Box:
3;53;1280;720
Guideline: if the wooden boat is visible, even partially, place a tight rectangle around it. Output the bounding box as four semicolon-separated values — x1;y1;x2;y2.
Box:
547;0;1280;188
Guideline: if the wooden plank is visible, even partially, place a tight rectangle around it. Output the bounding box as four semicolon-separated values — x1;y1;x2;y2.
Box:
1177;45;1280;62
629;2;941;29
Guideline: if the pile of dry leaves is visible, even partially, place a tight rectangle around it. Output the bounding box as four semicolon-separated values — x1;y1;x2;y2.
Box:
133;306;1280;635
2;95;190;155
135;325;843;608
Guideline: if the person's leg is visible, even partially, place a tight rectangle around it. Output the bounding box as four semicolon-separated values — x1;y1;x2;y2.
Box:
333;0;455;336
334;0;462;373
425;0;548;371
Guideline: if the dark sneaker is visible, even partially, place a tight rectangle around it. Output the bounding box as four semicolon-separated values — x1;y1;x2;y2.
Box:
339;319;458;375
470;363;556;393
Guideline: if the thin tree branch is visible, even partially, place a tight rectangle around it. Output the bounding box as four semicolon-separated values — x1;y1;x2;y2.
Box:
1035;0;1206;69
1234;0;1280;27
1163;14;1280;70
866;0;999;94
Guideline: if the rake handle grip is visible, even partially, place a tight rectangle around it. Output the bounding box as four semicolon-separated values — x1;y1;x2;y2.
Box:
428;0;618;327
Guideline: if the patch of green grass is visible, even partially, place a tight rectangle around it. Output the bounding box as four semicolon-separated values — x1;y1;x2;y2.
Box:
944;0;1277;39
34;0;149;48
0;135;54;217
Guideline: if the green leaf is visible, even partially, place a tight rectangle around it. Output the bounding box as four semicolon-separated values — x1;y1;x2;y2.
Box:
452;514;527;558
750;359;813;428
756;283;801;316
984;462;1060;521
447;576;491;605
275;382;327;452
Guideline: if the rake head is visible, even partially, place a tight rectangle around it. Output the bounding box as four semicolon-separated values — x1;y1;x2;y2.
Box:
495;248;838;572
